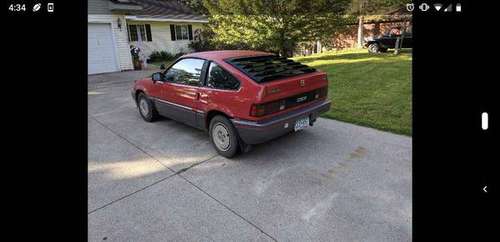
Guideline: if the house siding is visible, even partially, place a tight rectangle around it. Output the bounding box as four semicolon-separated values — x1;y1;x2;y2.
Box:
88;14;134;71
127;21;203;59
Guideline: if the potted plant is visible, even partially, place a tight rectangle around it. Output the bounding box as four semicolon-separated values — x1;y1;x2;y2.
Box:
130;45;142;70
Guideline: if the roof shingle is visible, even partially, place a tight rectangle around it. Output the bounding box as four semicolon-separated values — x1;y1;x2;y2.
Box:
127;0;208;22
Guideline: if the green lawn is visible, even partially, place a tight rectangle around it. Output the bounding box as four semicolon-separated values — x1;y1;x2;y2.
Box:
292;48;412;135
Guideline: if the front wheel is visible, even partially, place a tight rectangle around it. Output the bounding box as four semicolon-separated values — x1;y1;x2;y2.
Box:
368;43;380;53
137;92;159;122
209;115;239;158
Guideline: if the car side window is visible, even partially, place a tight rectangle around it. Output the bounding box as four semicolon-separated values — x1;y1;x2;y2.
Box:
165;58;205;86
206;62;240;90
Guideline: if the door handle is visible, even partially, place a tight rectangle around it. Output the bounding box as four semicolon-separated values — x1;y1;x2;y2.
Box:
198;93;209;104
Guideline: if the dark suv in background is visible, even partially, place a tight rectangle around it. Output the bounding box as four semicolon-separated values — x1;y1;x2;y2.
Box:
365;32;412;53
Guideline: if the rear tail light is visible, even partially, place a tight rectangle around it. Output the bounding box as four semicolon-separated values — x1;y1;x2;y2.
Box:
250;104;266;117
250;100;286;117
315;87;328;99
250;87;327;117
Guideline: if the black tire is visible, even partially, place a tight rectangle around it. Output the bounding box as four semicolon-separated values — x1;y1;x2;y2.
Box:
368;43;380;53
136;92;159;122
209;115;239;158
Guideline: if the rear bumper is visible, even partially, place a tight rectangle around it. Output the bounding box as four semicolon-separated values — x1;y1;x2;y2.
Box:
231;100;331;145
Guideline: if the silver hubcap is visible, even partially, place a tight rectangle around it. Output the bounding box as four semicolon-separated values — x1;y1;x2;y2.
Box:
212;124;230;151
139;98;150;116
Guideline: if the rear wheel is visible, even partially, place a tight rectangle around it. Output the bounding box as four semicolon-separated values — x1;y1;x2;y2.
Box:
137;92;159;122
209;115;239;158
368;43;380;53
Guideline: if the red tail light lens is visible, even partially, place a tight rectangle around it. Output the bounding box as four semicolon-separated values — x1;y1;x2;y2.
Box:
250;104;266;117
250;100;286;117
315;87;328;99
250;87;327;117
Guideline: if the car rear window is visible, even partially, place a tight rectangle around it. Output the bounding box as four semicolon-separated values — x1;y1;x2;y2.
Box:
225;55;316;83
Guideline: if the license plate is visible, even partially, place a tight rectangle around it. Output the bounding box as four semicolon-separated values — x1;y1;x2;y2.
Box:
294;116;310;131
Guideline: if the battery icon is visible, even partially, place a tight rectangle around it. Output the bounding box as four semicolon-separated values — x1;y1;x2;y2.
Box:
456;3;461;12
482;112;488;130
47;3;54;12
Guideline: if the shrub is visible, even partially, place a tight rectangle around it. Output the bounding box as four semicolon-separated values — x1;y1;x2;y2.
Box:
160;51;174;61
174;52;185;59
148;51;161;63
148;50;175;63
189;39;215;52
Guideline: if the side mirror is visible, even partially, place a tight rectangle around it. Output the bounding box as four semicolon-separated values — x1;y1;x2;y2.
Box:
152;72;164;82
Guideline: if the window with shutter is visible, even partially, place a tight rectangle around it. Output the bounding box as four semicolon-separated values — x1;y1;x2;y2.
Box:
128;24;152;42
171;25;193;41
175;25;182;40
145;24;152;41
128;25;138;42
181;26;188;39
170;24;176;41
188;25;193;40
138;25;146;41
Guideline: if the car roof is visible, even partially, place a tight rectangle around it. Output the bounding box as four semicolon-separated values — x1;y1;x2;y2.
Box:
182;50;273;62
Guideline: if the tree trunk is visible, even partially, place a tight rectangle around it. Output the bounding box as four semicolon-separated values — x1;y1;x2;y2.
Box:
281;45;290;57
279;30;289;57
357;15;364;48
394;29;406;55
394;36;401;54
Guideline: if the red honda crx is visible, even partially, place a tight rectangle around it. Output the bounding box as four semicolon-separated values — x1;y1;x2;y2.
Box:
132;50;331;157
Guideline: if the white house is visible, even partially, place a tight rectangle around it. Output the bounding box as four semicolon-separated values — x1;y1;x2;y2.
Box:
88;0;208;75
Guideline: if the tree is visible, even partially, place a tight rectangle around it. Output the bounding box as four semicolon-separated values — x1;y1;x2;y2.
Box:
179;0;209;15
349;0;410;48
203;0;352;56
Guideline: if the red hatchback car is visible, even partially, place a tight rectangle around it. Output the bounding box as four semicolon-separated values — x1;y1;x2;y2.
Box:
132;50;331;157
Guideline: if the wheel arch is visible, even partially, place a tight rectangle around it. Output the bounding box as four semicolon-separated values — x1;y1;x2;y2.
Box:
205;110;233;130
134;88;149;103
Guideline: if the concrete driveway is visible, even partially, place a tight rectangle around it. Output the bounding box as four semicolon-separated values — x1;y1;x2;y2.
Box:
88;71;412;241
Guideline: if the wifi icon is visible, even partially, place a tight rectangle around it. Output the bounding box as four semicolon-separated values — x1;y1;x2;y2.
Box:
434;3;443;11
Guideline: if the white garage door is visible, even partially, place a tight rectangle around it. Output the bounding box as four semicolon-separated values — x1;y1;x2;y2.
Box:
88;23;119;75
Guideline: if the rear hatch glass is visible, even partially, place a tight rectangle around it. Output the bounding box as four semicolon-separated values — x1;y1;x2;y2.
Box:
225;55;316;83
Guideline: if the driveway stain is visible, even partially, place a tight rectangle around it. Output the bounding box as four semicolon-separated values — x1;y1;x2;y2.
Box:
322;146;368;178
324;161;352;179
349;146;367;160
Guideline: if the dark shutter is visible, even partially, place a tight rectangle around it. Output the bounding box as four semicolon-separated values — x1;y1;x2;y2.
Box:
188;25;193;40
170;24;176;41
127;25;131;42
129;25;138;42
145;24;152;41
